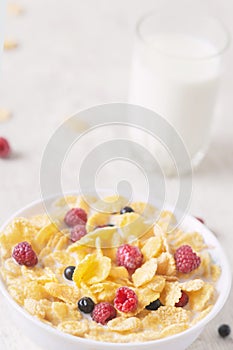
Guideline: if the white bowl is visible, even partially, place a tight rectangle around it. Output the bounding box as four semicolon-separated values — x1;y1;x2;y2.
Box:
0;195;231;350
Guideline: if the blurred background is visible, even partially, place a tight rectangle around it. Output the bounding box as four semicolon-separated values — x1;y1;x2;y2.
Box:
0;0;233;348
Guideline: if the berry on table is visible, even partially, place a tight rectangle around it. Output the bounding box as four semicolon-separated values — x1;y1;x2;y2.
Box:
174;245;201;273
114;286;138;313
0;137;11;158
78;297;95;314
70;225;87;242
64;266;75;280
218;324;231;338
195;217;205;224
12;241;38;267
64;208;87;227
175;291;189;307
116;244;143;274
146;299;163;311
91;302;116;324
120;206;134;214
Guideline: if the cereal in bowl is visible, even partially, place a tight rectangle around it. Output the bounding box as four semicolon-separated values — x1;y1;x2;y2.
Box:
0;195;221;343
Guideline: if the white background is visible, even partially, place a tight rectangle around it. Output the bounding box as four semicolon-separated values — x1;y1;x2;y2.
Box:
0;0;233;349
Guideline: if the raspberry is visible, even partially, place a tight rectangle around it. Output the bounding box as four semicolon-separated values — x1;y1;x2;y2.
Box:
175;291;189;307
91;302;116;325
174;245;201;273
0;137;11;158
70;224;87;242
116;244;143;273
64;208;87;227
12;241;38;267
114;287;138;313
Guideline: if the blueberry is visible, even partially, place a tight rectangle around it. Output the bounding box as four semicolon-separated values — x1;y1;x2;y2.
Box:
120;206;134;214
78;297;95;314
218;324;231;338
146;299;163;311
64;266;75;281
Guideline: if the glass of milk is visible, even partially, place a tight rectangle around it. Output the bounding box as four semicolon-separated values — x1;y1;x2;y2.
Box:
129;13;230;174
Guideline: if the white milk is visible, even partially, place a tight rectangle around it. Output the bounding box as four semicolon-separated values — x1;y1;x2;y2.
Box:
129;33;221;172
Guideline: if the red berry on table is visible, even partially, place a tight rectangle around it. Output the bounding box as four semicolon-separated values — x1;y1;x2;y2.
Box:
12;241;38;267
0;137;11;158
91;302;116;325
114;286;138;313
116;244;143;274
70;224;87;242
175;291;189;307
64;208;87;227
174;245;201;273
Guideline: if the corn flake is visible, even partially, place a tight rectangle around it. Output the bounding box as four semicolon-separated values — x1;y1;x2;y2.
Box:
211;264;221;282
179;279;204;292
108;266;129;284
130;202;157;218
33;223;59;252
157;252;176;276
44;282;80;304
4;39;18;50
73;253;111;287
141;236;163;260
160;282;182;306
24;281;50;301
90;281;122;302
24;298;49;319
86;212;110;232
76;226;122;249
160;323;189;338
188;283;215;311
117;213;153;242
46;302;81;325
132;258;157;287
58;319;89;336
108;317;141;332
191;305;214;325
173;232;206;252
142;306;191;329
0;108;11;122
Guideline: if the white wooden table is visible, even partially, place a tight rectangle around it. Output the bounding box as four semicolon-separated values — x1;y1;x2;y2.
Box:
0;0;232;349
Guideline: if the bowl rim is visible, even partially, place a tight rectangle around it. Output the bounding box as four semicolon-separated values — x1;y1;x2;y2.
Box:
0;192;232;347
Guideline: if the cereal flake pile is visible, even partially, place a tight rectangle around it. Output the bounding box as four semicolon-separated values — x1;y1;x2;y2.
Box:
0;195;221;342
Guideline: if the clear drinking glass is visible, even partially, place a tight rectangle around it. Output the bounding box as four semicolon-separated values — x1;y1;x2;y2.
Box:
129;12;230;173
